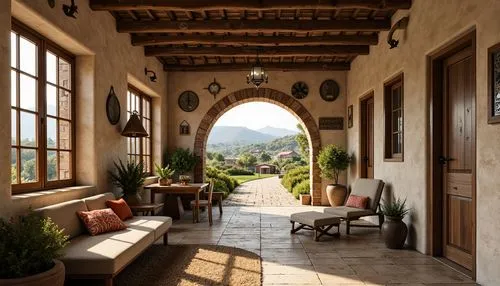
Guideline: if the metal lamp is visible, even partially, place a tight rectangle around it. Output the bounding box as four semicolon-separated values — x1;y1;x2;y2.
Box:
247;57;268;88
121;111;148;137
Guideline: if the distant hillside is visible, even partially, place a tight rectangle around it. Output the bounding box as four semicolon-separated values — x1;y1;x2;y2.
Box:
207;135;300;158
257;126;298;137
207;126;277;145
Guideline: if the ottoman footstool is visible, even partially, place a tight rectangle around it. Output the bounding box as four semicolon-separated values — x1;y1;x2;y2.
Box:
290;211;341;241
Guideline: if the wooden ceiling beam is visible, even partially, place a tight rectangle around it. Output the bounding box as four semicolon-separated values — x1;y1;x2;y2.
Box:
90;0;412;11
146;46;369;57
163;62;351;71
117;19;391;33
132;34;379;46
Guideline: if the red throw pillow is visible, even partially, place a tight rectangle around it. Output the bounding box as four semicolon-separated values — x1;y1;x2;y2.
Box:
345;195;369;209
77;208;127;236
105;198;133;221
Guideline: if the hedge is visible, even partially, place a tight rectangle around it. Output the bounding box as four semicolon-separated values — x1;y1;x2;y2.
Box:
206;167;239;197
292;179;310;199
226;168;254;176
281;165;310;197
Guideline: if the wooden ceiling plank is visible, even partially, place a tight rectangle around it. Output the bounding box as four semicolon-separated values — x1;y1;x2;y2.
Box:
163;62;351;71
90;0;412;11
146;45;369;57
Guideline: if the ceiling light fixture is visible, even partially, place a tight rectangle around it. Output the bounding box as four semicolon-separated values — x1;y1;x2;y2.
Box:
247;55;268;89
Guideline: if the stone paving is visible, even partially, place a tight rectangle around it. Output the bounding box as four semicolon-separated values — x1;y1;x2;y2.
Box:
223;176;300;207
169;206;476;286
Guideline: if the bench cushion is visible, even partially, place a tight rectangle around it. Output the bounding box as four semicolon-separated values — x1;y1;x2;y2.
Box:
324;206;375;219
126;216;172;241
291;211;341;227
36;200;88;239
83;192;116;211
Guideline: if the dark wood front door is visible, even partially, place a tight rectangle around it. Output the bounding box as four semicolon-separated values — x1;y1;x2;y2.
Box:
442;46;475;270
361;95;374;178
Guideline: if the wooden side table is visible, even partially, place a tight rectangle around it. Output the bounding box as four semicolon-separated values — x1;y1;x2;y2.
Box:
129;203;164;216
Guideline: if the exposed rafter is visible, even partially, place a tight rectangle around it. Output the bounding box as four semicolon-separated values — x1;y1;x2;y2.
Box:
132;34;379;46
117;19;391;33
163;62;351;72
90;0;412;11
145;46;369;57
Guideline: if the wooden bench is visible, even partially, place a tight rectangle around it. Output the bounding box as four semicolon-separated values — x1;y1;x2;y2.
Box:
290;211;341;241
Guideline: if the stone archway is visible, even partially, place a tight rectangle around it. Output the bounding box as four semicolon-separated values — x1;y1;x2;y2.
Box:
193;88;322;206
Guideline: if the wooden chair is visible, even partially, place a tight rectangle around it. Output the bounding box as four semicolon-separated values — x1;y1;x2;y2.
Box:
190;181;214;225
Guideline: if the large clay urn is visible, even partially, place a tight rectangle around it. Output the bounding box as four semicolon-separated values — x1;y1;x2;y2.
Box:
382;216;408;249
325;184;347;206
0;260;65;286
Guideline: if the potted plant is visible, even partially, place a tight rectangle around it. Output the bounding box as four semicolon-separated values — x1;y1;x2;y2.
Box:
155;163;174;186
110;160;147;205
380;197;410;249
317;144;351;206
0;211;68;286
179;175;191;185
170;148;198;183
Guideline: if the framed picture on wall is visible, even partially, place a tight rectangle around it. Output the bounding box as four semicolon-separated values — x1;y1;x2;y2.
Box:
347;105;353;128
488;42;500;124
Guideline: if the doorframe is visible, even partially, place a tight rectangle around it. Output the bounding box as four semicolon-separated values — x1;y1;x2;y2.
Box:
427;29;476;279
359;91;374;179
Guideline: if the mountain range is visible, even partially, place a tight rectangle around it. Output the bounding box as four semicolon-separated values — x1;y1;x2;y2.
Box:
207;126;298;145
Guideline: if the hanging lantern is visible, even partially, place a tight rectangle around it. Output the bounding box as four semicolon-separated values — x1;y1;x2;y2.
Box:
246;58;268;88
121;111;148;137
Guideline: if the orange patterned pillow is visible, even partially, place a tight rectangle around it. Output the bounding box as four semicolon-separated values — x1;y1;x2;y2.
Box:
77;208;127;236
105;198;133;221
345;195;369;209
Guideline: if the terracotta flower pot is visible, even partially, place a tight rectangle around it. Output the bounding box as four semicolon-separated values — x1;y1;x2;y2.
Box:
158;178;172;186
382;216;408;249
325;184;347;206
0;259;65;286
300;194;311;205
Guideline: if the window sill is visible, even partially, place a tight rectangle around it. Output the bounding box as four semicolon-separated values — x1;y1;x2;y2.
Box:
12;185;96;202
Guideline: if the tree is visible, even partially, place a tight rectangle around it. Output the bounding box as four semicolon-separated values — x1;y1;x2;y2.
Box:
273;158;292;173
260;152;272;162
317;144;351;184
214;153;225;162
295;124;309;162
237;153;258;168
206;152;214;160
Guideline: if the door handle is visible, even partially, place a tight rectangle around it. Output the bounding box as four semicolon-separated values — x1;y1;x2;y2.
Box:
438;156;454;165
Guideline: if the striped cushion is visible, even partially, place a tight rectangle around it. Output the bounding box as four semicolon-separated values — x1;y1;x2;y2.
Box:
345;195;369;209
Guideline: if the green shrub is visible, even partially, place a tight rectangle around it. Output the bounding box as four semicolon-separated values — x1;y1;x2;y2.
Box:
227;168;254;176
0;211;69;279
206;167;239;193
281;165;309;194
212;178;230;198
292;179;310;199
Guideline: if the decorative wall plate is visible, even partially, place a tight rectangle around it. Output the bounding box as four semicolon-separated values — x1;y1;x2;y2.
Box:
178;90;199;112
204;78;225;99
291;81;309;99
319;79;340;102
106;86;120;125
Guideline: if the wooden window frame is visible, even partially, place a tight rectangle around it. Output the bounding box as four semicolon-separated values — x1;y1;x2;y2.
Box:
488;42;500;124
384;73;404;162
127;85;153;175
11;19;76;194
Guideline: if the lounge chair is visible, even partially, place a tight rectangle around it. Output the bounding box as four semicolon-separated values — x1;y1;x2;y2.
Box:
323;178;385;234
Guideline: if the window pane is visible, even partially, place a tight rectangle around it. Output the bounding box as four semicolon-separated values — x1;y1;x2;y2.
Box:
392;87;401;109
392;110;401;133
20;111;36;147
11;70;17;106
142;98;147;117
58;58;71;89
127;91;132;111
135;95;140;113
47;117;57;148
59;120;71;150
59;90;71;119
46;84;57;116
20;148;37;183
146;101;151;118
46;51;57;84
11;110;17;145
19;37;37;76
11;148;17;184
20;74;37;111
10;32;17;68
59;152;71;180
47;150;58;181
392;133;402;154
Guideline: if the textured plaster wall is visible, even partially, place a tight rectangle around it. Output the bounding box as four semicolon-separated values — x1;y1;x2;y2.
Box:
346;1;500;284
0;0;168;217
167;71;347;205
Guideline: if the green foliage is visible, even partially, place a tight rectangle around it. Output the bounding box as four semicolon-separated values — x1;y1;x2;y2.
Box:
317;144;351;184
206;167;239;197
281;166;309;194
170;148;198;175
381;197;410;219
226;168;254;176
295;124;310;162
292;179;310;199
109;160;147;196
207;135;299;159
154;163;175;179
237;152;258;168
0;211;69;279
273;158;293;173
214;153;225;162
206;152;214;160
212;179;230;198
260;152;272;162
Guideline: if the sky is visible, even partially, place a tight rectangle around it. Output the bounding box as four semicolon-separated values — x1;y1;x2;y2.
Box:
214;102;300;131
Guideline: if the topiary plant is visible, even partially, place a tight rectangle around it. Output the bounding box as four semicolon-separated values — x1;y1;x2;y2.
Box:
0;211;68;279
170;148;198;176
317;144;351;184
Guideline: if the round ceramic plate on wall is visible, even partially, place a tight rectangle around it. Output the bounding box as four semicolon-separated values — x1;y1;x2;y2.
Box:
178;90;199;112
291;81;309;99
106;86;120;125
319;79;340;102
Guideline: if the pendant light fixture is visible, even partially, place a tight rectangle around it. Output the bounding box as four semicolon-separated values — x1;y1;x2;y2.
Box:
247;54;268;89
121;111;148;137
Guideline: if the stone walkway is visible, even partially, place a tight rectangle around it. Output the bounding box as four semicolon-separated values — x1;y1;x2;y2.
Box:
223;176;300;207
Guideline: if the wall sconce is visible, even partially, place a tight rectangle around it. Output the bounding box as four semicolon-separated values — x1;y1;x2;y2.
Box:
387;16;409;49
121;111;148;137
144;68;157;82
62;0;78;18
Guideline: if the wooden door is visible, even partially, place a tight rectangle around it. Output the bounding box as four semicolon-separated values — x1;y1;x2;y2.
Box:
442;47;475;270
361;96;374;178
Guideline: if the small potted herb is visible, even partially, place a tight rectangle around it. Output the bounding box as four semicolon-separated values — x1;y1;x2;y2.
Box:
110;160;147;205
0;211;68;286
155;163;174;186
380;197;410;249
179;175;191;185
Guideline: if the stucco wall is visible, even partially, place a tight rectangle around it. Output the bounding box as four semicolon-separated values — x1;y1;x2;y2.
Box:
167;71;347;205
346;1;500;284
0;0;168;217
